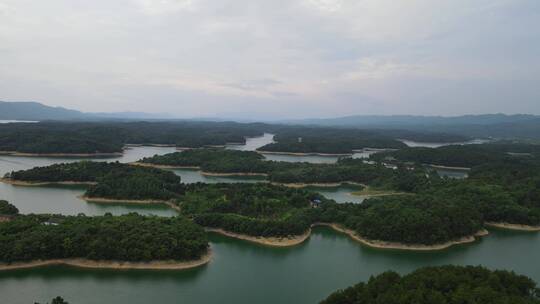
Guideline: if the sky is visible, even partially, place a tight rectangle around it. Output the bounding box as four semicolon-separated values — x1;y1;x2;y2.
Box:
0;0;539;119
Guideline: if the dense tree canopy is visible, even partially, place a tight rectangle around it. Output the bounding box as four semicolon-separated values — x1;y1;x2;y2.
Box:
0;200;19;215
320;265;540;304
179;183;325;237
141;149;270;173
0;214;208;263
0;121;266;154
258;128;406;154
5;161;184;201
373;142;540;168
141;150;432;192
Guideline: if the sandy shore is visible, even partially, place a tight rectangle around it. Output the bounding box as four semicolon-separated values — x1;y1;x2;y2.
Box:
350;186;410;197
314;223;489;251
200;171;268;177
130;162;200;170
0;151;122;157
206;223;488;250
79;196;181;212
257;150;352;157
485;222;540;231
275;181;365;188
131;162;268;177
0;178;96;187
0;251;212;271
125;143;177;147
427;164;471;171
206;228;311;247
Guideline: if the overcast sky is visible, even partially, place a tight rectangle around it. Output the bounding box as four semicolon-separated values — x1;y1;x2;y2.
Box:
1;0;539;119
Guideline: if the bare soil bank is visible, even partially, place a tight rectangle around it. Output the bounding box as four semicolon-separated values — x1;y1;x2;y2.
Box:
79;196;181;212
206;228;311;247
0;251;212;271
485;222;540;232
315;223;489;251
0;151;122;157
0;178;96;187
256;150;352;157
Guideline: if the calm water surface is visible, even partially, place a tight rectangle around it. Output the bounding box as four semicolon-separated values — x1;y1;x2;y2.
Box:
1;134;539;304
0;227;538;304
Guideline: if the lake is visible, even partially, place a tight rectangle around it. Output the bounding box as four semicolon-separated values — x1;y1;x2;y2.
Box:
0;134;366;213
1;134;539;304
0;226;538;304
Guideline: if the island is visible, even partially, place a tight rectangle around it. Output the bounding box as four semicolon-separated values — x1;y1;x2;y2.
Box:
319;265;540;304
3;161;184;205
138;149;430;191
3;148;540;250
0;121;265;155
0;213;210;270
256;128;407;155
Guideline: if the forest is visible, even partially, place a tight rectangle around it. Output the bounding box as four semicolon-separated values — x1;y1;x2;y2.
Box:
320;265;540;304
0;200;19;215
0;121;475;155
141;150;431;191
0;213;208;263
372;142;540;168
178;183;323;237
257;128;406;154
0;121;266;154
5;161;185;200
140;149;271;173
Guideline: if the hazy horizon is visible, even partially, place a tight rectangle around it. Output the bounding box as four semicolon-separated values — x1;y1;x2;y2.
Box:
1;0;539;119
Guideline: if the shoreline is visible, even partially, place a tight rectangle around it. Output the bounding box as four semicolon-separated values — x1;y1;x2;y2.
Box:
206;228;311;247
274;181;365;188
257;150;352;157
130;163;268;177
427;164;471;171
0;151;122;157
200;171;268;177
206;223;489;251
130;162;201;170
79;196;181;212
0;251;212;271
314;223;489;251
485;222;540;232
125;143;177;147
0;178;96;187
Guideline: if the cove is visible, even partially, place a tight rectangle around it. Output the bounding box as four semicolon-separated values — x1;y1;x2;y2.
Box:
0;226;539;304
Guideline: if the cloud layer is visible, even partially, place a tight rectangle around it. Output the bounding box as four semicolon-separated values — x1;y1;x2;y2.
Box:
1;0;539;118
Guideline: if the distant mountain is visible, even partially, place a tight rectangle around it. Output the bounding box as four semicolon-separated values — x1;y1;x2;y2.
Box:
0;100;86;120
285;114;540;140
0;100;173;121
285;114;540;127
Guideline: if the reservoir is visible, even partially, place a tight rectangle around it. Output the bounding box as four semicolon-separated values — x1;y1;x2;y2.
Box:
1;134;538;304
0;226;538;304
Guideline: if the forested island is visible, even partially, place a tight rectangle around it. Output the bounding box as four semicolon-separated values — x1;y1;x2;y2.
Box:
177;183;325;245
139;149;430;190
372;141;540;168
0;121;471;155
4;161;184;202
257;128;406;154
0;213;210;270
3;143;540;249
0;121;265;155
320;265;540;304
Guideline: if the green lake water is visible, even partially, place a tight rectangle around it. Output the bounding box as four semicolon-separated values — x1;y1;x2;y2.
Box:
1;227;539;304
1;134;539;304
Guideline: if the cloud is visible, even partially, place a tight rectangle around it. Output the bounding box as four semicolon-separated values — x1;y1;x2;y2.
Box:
0;0;538;118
